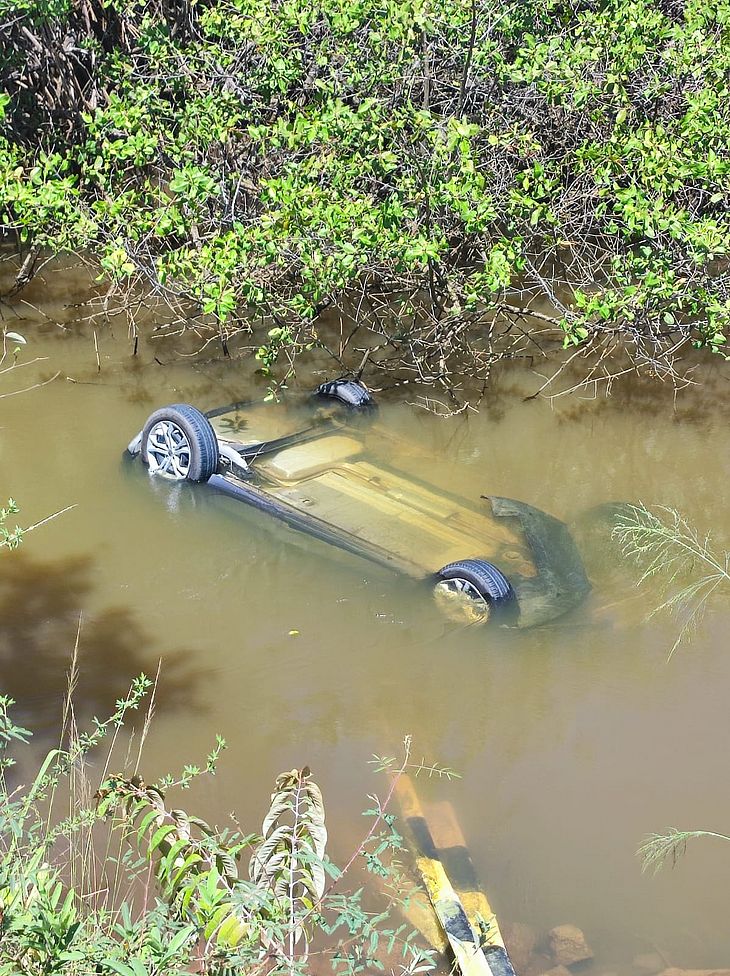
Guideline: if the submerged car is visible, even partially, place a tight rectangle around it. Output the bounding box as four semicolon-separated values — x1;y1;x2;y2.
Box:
126;379;590;627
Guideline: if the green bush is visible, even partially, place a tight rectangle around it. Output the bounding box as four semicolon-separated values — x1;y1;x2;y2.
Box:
1;0;729;397
0;683;434;976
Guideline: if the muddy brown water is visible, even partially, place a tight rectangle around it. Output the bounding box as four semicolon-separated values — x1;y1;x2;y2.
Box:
3;259;730;972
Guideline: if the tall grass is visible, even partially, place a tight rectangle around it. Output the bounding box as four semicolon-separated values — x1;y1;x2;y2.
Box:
0;674;435;976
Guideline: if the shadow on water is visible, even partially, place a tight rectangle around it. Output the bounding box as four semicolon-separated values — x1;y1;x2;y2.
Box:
0;550;207;743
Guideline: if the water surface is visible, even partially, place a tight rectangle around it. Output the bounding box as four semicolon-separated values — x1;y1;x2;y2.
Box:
2;259;730;972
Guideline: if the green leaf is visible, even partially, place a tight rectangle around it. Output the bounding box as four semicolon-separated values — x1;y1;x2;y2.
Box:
217;913;249;947
148;823;178;854
137;808;162;845
204;903;234;940
105;960;148;976
168;923;197;955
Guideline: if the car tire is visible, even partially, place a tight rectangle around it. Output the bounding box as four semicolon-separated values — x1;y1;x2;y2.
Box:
141;404;218;482
435;559;515;610
315;377;375;409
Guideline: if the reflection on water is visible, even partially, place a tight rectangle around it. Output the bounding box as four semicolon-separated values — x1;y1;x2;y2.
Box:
0;550;207;741
3;259;730;972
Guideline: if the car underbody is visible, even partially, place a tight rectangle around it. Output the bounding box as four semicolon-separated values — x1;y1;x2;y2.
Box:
127;381;590;628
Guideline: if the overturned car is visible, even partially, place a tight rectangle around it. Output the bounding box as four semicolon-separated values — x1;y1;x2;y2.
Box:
126;379;590;627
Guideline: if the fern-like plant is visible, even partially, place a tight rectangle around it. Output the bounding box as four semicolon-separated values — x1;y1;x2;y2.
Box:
249;767;327;956
612;503;730;658
638;828;730;874
99;764;330;966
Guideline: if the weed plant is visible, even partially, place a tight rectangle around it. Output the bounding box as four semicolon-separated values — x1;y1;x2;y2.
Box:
0;678;437;976
613;502;730;659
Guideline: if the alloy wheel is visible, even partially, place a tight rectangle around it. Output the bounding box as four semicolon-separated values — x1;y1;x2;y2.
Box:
145;420;192;479
433;577;491;623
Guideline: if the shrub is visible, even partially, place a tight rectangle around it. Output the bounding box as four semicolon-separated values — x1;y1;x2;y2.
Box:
2;0;729;401
0;683;434;976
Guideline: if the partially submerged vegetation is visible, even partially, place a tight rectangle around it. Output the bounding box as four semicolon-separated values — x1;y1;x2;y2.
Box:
614;502;730;658
613;504;730;877
2;0;730;403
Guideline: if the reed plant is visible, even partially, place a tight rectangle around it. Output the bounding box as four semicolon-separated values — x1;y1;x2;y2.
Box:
638;828;730;876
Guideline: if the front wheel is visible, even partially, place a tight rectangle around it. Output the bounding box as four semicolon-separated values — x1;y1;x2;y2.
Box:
141;404;219;482
434;559;516;624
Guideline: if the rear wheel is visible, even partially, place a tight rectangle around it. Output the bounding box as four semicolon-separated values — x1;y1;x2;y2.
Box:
141;404;218;482
434;559;516;624
315;377;375;410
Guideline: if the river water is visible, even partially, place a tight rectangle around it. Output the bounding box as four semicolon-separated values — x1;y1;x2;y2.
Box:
2;258;730;972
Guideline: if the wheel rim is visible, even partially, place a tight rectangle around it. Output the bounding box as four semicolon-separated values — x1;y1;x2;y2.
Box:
146;420;191;480
433;578;491;624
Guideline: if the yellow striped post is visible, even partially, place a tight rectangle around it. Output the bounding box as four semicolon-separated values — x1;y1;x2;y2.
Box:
395;776;516;976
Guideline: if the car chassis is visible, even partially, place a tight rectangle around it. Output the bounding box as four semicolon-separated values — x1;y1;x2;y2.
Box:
127;379;590;628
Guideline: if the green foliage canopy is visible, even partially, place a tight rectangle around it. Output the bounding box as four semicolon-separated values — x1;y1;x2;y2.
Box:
1;0;729;394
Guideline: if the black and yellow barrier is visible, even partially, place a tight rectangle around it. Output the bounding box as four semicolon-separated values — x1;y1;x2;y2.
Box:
396;776;516;976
